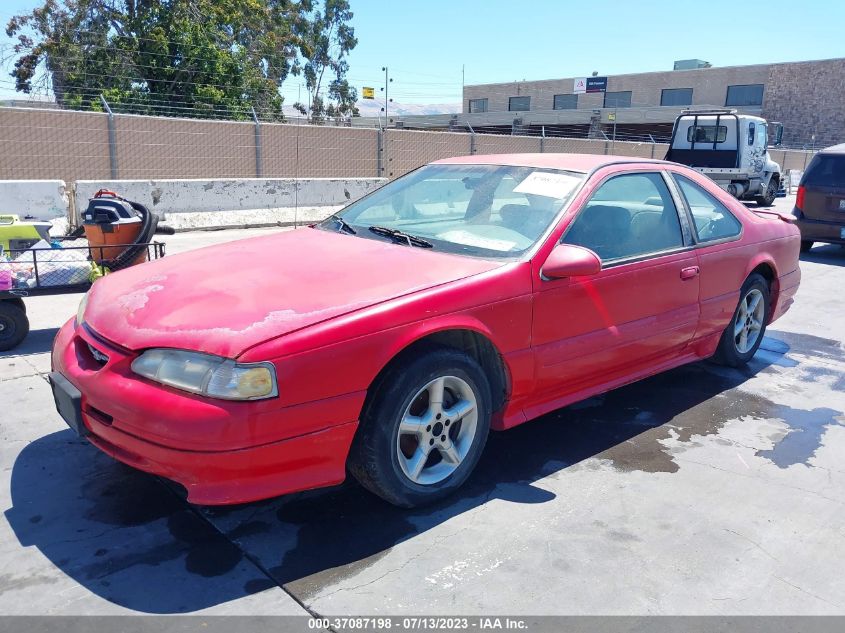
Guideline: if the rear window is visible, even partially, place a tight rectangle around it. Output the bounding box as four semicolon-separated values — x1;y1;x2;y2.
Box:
686;125;727;144
803;154;845;187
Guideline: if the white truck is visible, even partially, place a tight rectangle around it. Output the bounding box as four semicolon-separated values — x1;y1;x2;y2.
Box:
665;109;783;206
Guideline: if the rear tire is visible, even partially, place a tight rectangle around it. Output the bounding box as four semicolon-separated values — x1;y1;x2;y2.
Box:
800;240;814;253
0;301;29;352
348;346;492;508
712;273;770;367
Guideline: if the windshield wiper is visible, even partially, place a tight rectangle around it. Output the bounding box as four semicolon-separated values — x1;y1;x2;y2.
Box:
327;214;356;234
368;225;433;248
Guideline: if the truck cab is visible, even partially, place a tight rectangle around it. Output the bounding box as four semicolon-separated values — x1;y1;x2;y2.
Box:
665;110;781;206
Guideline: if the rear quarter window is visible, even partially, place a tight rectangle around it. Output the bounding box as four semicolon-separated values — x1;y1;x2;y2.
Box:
674;174;742;242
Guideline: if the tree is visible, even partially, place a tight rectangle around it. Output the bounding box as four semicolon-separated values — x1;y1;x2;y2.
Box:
4;0;319;120
297;0;358;120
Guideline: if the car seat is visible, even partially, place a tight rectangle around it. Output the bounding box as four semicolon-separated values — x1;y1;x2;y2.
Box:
564;204;632;260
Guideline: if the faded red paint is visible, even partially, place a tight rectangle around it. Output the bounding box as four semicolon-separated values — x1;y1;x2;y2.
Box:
51;155;801;505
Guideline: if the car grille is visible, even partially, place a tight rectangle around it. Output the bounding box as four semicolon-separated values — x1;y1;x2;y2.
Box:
86;342;109;366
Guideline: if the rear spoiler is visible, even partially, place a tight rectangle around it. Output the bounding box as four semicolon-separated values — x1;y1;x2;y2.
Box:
752;209;796;223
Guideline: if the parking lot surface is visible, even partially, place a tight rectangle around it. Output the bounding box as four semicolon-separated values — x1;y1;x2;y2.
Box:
2;198;844;615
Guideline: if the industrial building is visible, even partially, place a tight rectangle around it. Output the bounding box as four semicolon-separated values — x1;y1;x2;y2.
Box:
454;58;845;147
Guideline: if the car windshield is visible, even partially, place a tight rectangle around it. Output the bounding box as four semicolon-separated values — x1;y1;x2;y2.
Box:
318;164;585;258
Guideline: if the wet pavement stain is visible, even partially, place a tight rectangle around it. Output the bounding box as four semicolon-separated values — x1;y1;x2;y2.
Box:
756;408;844;468
547;332;845;474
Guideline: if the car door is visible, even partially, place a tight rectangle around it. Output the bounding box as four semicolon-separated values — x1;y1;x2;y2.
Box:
669;171;746;342
530;169;701;407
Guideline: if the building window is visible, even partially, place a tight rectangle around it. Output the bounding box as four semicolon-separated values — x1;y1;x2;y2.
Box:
603;91;632;108
553;94;578;110
660;88;693;106
508;96;530;111
468;98;488;113
725;84;764;106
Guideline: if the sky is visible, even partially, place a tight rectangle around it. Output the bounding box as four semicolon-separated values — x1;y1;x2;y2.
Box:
0;0;843;106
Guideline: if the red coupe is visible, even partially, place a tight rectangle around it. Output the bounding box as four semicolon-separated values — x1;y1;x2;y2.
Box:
50;154;801;507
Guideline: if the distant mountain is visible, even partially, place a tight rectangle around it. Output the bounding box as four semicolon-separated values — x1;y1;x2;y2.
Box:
282;100;461;118
353;100;461;117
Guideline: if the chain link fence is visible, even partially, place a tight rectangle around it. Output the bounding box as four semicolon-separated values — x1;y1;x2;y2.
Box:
0;105;820;185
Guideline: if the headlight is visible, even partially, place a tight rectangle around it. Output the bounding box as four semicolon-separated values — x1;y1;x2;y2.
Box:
131;349;278;400
76;292;89;326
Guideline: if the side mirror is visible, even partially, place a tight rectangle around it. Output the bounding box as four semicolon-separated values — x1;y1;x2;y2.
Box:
541;244;602;280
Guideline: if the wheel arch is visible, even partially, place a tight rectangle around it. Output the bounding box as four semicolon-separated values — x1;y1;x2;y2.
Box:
365;319;512;418
746;258;779;321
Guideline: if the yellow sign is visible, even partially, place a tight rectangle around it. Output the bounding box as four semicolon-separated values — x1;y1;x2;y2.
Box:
607;112;616;121
362;87;375;99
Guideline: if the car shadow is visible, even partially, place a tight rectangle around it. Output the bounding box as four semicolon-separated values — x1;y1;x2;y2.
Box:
801;243;845;266
5;331;840;613
0;327;59;358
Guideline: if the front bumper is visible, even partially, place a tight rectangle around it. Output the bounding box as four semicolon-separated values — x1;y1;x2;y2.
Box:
51;319;361;505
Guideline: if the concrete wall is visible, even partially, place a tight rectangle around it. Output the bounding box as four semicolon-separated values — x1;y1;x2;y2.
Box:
73;178;386;230
0;180;69;220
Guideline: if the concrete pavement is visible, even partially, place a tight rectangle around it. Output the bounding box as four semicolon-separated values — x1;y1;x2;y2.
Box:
1;200;844;616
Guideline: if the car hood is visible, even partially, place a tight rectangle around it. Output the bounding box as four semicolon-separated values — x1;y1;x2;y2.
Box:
84;228;504;358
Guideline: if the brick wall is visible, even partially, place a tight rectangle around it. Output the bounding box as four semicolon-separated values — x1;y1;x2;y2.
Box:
762;58;845;148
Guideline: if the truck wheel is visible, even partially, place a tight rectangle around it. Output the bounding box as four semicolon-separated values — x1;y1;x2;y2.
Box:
800;241;814;253
348;346;492;508
756;178;777;207
0;301;30;352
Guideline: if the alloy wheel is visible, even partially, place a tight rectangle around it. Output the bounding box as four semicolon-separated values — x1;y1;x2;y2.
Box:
396;375;479;485
734;288;765;353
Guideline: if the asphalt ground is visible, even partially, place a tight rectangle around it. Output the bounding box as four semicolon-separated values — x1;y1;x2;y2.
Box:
1;194;844;617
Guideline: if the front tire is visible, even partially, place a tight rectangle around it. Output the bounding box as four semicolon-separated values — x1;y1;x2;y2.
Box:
348;346;492;508
755;177;777;207
712;273;770;367
800;240;814;253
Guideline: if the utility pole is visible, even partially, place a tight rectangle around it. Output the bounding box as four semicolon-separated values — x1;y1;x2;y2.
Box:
611;105;618;153
380;66;393;125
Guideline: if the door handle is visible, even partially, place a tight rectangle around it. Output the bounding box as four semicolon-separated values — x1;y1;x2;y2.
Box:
680;266;700;280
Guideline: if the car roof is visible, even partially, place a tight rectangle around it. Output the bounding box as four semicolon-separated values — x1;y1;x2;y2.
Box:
820;143;845;155
432;152;671;173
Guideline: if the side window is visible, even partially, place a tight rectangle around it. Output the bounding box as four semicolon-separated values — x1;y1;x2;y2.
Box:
563;172;684;263
675;174;742;242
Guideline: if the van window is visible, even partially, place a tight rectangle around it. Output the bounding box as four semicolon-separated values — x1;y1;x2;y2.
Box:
687;125;727;144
